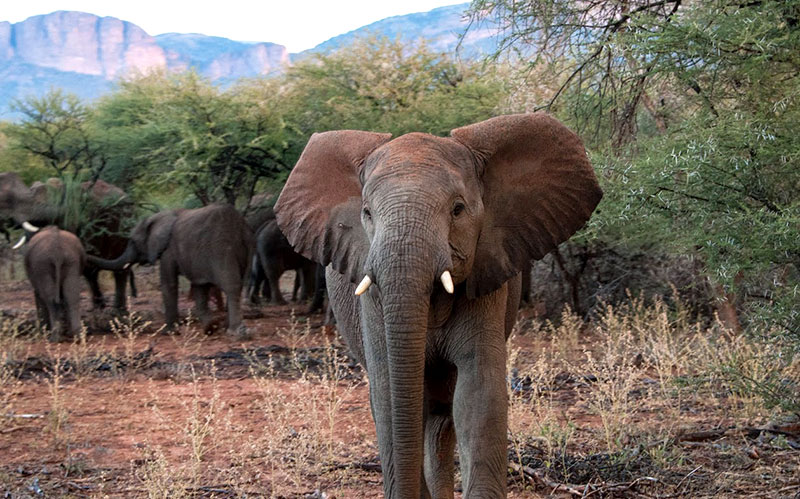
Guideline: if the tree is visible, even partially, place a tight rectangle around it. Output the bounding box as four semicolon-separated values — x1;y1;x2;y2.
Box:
469;0;800;328
6;89;106;180
93;71;291;206
280;36;507;138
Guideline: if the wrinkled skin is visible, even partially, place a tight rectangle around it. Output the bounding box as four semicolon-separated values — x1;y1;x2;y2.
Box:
0;172;135;310
88;204;254;337
275;113;602;498
23;226;86;342
249;218;318;307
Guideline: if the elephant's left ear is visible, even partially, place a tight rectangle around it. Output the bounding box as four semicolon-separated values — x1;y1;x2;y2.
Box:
451;113;603;298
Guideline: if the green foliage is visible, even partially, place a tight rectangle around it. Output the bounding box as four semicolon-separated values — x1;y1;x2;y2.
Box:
93;71;291;206
282;37;507;138
468;0;800;409
4;89;106;180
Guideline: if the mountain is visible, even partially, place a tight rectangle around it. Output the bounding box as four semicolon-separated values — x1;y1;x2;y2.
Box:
299;3;495;58
0;11;290;116
0;4;495;118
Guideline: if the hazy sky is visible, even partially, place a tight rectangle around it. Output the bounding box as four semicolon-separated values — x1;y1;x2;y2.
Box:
2;1;467;53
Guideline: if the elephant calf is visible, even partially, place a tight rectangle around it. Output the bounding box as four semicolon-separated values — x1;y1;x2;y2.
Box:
23;226;85;342
88;204;254;337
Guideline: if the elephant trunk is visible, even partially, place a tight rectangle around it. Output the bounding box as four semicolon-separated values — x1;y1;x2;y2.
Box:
371;220;445;498
86;242;137;271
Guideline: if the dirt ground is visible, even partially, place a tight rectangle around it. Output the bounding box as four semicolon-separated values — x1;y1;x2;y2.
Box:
1;258;798;498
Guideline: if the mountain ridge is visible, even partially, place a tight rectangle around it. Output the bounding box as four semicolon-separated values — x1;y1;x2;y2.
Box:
0;3;490;117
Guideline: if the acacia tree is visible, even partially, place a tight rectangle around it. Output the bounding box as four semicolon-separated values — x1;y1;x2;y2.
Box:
280;36;507;139
93;71;291;206
6;89;108;180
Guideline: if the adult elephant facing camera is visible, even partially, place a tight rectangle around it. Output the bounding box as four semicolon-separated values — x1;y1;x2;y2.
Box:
88;204;254;338
275;113;602;498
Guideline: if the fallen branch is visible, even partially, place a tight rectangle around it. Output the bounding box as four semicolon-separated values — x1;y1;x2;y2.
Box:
508;461;658;497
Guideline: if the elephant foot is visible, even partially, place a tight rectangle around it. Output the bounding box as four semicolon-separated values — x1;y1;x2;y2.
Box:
48;330;66;343
271;298;288;306
92;297;107;310
227;325;251;340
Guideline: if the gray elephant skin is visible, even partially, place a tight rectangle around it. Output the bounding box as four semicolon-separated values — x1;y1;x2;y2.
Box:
23;226;86;342
0;172;135;310
88;203;254;337
250;217;318;306
275;113;602;498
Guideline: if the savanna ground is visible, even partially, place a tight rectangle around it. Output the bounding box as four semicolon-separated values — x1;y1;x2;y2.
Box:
0;255;798;498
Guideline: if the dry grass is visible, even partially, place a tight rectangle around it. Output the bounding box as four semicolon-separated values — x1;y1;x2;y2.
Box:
0;293;798;497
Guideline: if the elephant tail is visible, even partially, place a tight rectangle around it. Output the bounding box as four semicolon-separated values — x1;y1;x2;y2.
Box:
52;258;63;306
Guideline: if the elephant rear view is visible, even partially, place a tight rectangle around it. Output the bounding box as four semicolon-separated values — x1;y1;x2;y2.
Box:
88;204;254;337
23;226;86;342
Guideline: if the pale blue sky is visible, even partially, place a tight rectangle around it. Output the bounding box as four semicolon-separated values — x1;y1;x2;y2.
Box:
3;1;467;52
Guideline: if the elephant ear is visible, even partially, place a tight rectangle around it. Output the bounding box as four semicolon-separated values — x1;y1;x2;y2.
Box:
144;211;178;264
451;113;603;298
275;130;392;283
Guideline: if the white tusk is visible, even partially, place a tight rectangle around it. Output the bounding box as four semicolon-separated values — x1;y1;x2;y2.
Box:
123;263;132;270
22;221;40;233
12;235;26;250
355;275;372;296
441;270;454;294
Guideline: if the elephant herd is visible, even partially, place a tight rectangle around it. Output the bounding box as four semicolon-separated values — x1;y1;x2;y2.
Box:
2;113;603;498
0;174;326;341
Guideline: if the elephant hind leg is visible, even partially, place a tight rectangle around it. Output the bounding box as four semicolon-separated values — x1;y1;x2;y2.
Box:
191;284;212;329
62;270;83;337
223;285;249;339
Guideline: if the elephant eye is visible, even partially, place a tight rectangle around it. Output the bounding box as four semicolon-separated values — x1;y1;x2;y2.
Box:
363;207;372;221
452;202;465;218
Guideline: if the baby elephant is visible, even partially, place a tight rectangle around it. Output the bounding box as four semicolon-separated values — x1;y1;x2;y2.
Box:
23;226;86;342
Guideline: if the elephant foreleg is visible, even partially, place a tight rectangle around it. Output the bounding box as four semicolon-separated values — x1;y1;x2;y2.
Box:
424;380;457;499
452;338;508;497
265;266;287;305
83;266;106;310
223;285;247;339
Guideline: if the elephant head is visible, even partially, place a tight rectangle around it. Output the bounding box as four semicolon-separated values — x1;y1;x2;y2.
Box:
275;113;602;496
0;172;59;231
87;210;179;270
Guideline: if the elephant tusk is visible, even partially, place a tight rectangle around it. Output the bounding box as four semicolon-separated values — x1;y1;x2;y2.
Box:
123;263;132;270
22;221;40;233
12;235;26;250
355;275;372;296
441;270;454;294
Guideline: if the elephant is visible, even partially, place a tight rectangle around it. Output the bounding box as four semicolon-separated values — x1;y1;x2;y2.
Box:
274;113;602;498
0;172;136;310
22;226;86;342
248;217;318;307
87;203;255;337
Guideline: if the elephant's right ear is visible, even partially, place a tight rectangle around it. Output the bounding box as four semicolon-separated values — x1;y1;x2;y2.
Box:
275;131;392;283
144;211;178;264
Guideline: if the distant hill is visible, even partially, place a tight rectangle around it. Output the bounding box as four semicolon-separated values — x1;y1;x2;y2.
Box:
0;4;496;118
298;3;495;58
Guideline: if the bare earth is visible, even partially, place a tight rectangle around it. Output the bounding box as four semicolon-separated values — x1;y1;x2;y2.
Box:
0;259;798;498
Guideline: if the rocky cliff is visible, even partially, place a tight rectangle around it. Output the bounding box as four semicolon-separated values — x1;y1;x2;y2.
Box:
0;4;490;117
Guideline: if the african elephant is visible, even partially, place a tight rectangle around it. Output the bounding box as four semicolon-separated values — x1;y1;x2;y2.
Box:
23;226;86;342
0;172;135;310
248;218;318;306
275;113;602;498
87;204;254;337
